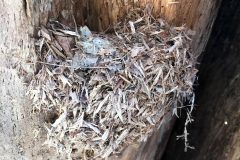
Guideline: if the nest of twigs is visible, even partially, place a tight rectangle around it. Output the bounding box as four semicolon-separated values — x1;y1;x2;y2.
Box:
28;9;197;159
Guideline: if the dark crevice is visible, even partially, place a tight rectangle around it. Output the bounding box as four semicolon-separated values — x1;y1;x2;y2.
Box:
22;0;27;17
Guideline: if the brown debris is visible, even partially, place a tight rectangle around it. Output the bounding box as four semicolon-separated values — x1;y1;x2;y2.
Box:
28;9;198;159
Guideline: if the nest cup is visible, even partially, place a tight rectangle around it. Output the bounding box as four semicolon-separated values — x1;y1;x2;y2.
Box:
28;9;197;159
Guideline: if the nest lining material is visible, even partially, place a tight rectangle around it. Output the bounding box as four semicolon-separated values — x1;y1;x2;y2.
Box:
28;9;197;159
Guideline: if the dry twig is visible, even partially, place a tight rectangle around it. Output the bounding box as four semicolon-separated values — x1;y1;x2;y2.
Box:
27;9;198;159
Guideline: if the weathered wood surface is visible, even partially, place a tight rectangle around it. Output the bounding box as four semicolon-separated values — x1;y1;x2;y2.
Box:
26;0;216;31
0;0;222;159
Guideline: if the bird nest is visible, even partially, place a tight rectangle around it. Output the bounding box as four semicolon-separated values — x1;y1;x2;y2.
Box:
28;9;198;159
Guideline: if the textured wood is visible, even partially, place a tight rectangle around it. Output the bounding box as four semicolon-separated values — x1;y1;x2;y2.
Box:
25;0;211;31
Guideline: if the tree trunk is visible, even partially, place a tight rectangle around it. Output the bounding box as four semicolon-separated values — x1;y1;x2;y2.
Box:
0;0;232;159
